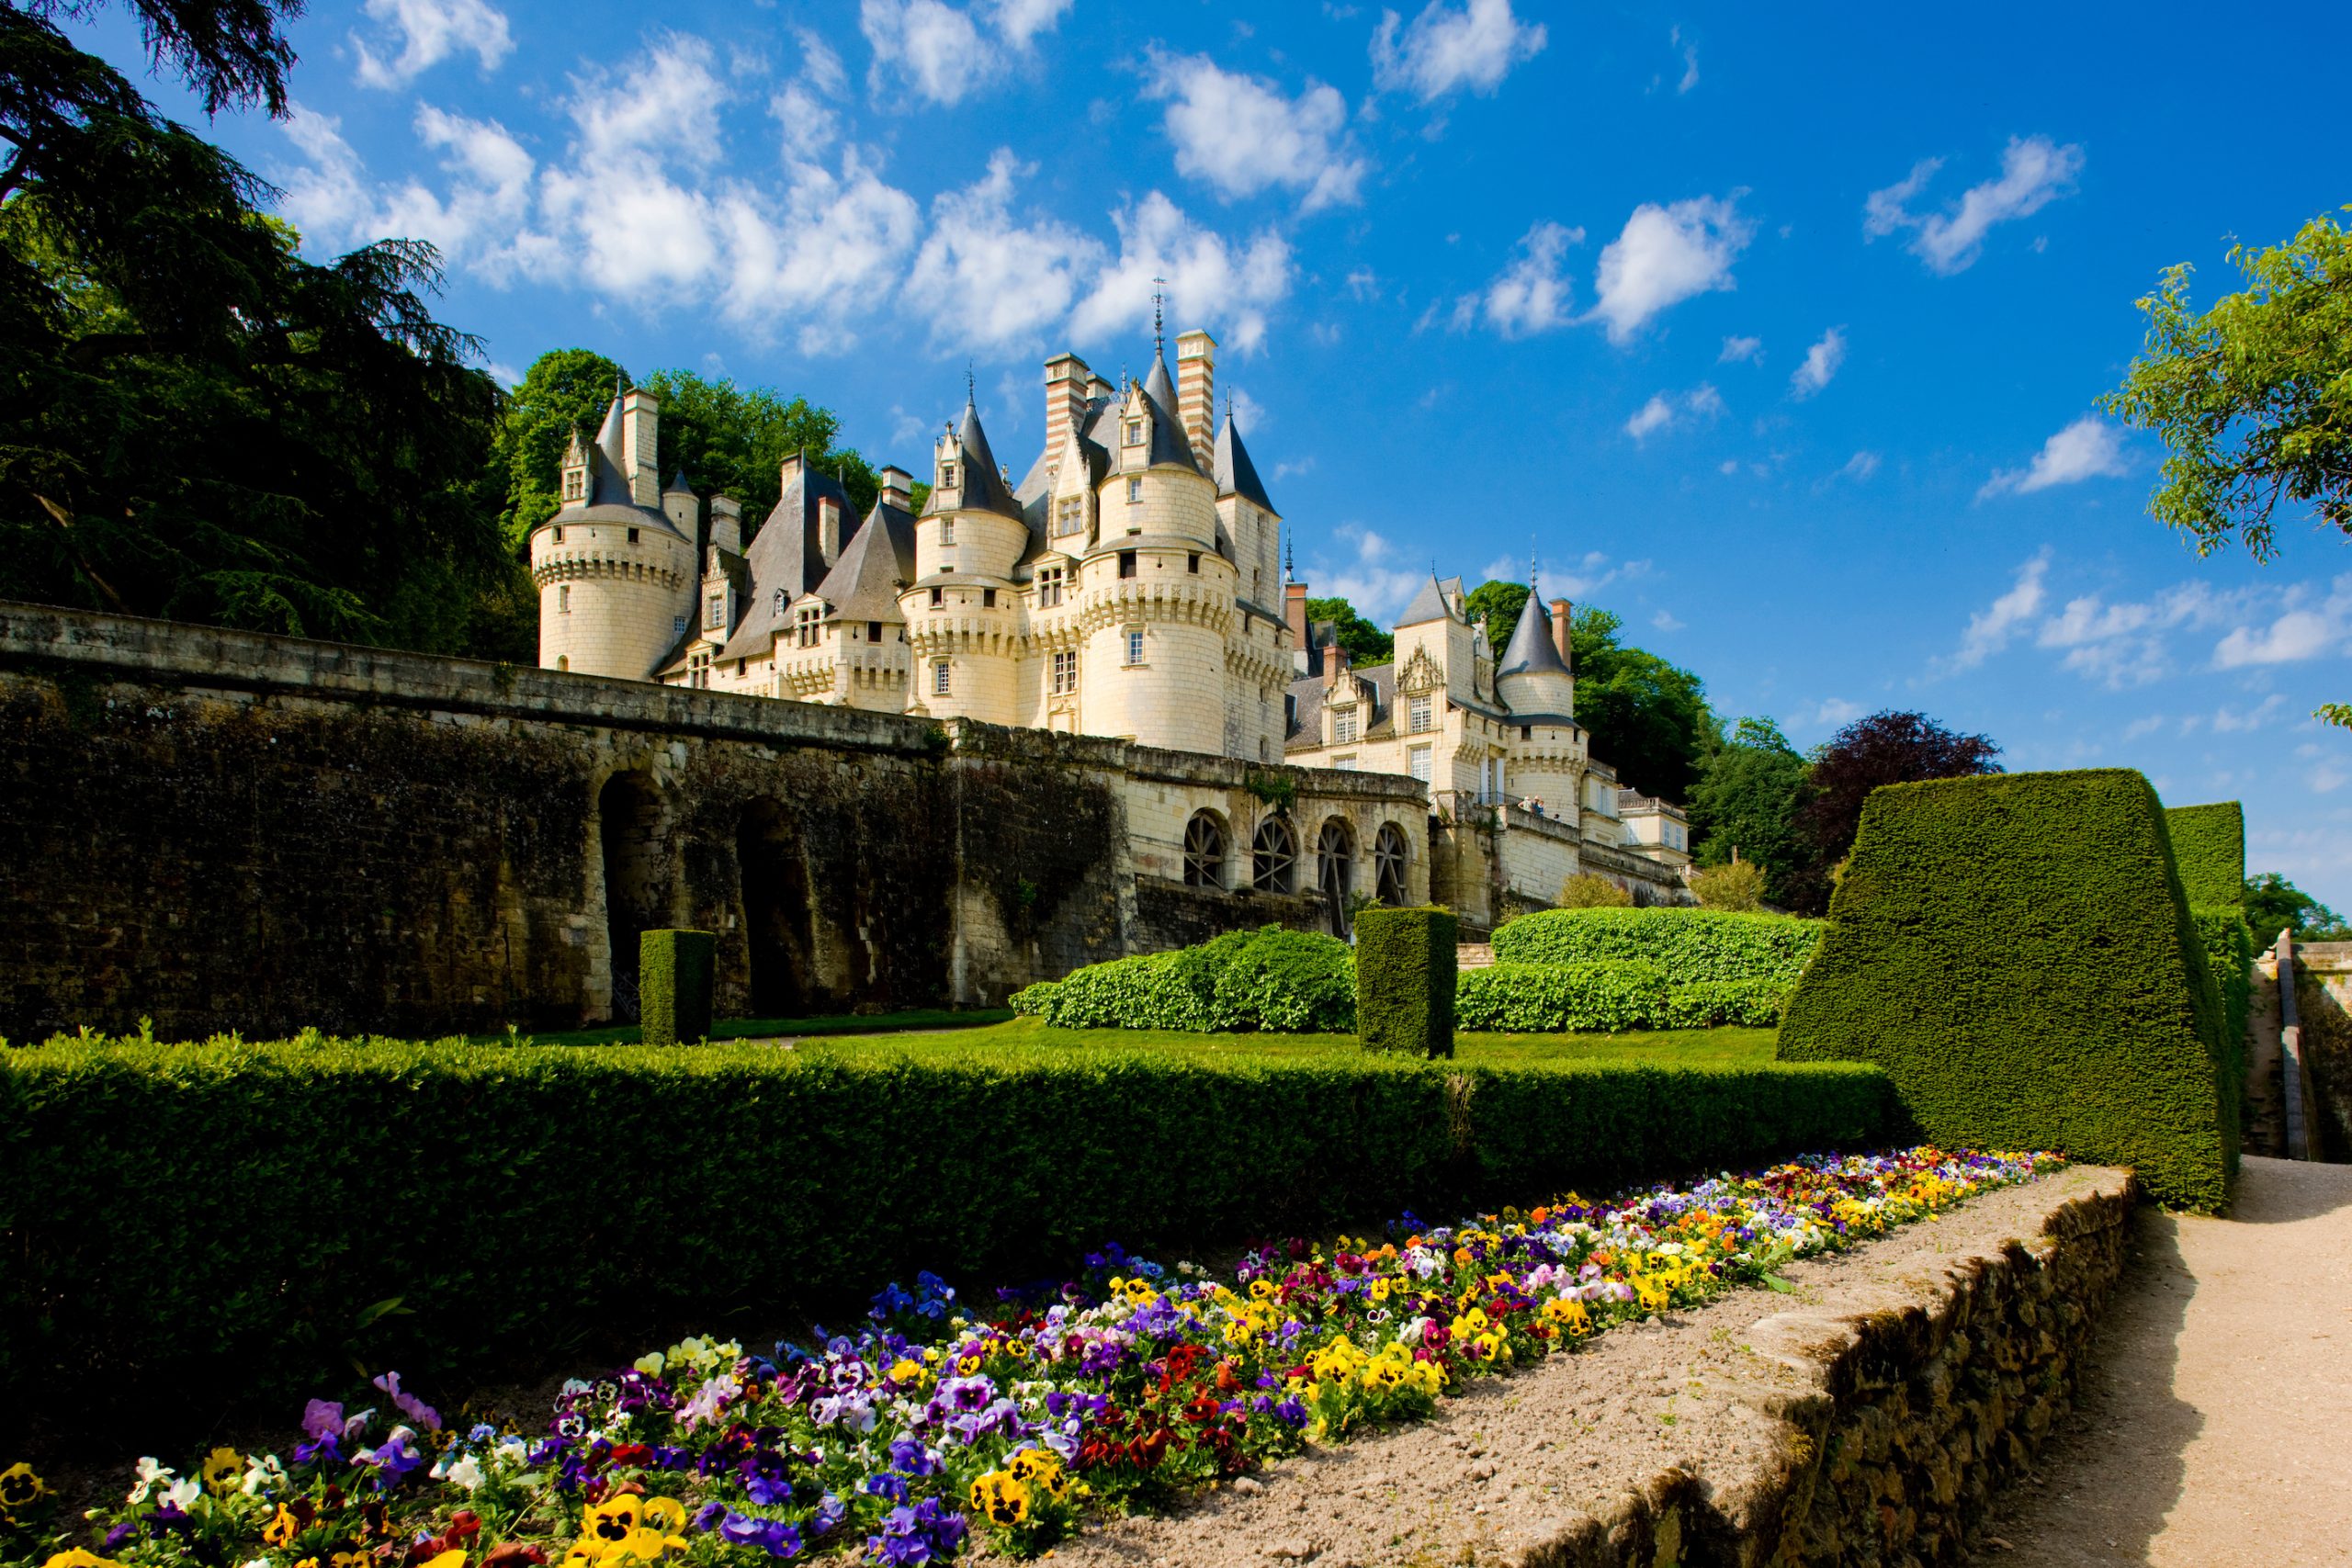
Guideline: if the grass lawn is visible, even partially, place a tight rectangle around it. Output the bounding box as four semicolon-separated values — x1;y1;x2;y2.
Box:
480;1008;1014;1047
785;1014;1781;1066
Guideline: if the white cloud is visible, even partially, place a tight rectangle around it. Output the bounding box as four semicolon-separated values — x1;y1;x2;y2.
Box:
1371;0;1546;103
1979;414;2129;499
718;156;922;346
1838;450;1881;481
278;102;534;276
2212;694;2290;733
1451;220;1578;337
1790;326;1846;399
1718;333;1762;364
1229;386;1270;433
1344;266;1380;300
1071;192;1295;355
1588;195;1753;344
1949;551;2049;671
2213;577;2352;668
1864;135;2085;276
1623;384;1723;443
1652;609;1685;632
1144;52;1366;212
351;0;512;87
772;29;848;164
992;0;1073;48
1477;549;1643;601
2032;580;2237;687
1671;26;1698;93
1312;524;1428;622
903;151;1100;348
1811;698;1865;728
857;0;1067;105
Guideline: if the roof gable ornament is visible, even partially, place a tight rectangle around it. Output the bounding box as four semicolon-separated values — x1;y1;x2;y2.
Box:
1398;646;1445;694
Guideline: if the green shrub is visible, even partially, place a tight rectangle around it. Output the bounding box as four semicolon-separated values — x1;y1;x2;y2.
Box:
1009;981;1058;1016
2165;802;2246;908
1038;953;1171;1029
0;1035;1900;1436
1778;769;2236;1211
1213;929;1355;1032
1556;873;1634;908
639;930;714;1045
1653;977;1793;1029
1455;961;1668;1032
2188;903;2255;1080
1354;907;1457;1056
1688;860;1767;912
1494;908;1824;987
1038;927;1351;1032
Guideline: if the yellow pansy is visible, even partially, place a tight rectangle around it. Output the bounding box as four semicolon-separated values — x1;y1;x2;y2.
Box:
640;1498;687;1536
43;1553;125;1568
199;1447;244;1492
264;1506;300;1546
967;1471;1031;1527
1;1462;47;1515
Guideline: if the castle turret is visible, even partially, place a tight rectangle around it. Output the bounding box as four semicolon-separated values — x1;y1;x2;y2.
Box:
529;382;696;680
902;393;1028;724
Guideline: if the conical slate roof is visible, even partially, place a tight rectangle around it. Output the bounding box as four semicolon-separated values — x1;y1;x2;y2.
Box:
812;498;917;622
1213;406;1274;512
949;398;1024;521
1137;355;1202;473
1498;592;1570;678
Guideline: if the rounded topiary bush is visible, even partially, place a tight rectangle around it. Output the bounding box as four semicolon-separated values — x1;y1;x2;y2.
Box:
1214;928;1356;1032
1035;926;1354;1032
1454;961;1667;1032
1009;980;1059;1016
1493;908;1822;987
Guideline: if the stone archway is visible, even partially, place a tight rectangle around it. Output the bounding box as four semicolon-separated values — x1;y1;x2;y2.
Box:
738;800;815;1021
596;771;665;1022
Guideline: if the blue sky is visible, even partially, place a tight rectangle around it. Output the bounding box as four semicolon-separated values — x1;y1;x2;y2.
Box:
64;0;2352;906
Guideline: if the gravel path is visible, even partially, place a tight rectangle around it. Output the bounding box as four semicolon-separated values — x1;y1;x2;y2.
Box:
1963;1155;2352;1568
1026;1165;2120;1568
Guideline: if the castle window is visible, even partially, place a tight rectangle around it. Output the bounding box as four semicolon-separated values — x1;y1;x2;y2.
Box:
941;517;956;546
557;585;571;615
1118;550;1137;579
553;526;564;543
1409;694;1432;733
673;615;687;637
1037;566;1065;607
933;660;952;695
983;588;996;608
1333;756;1357;772
1052;649;1079;694
1409;745;1433;784
796;605;820;648
868;621;883;643
1251;818;1295;895
1125;627;1145;666
941;462;957;488
1187;553;1200;574
1055;496;1085;536
706;592;727;632
688;649;712;689
1126;477;1143;504
563;469;584;502
1374;823;1408;905
628;527;639;544
1333;709;1357;744
1125;421;1142;446
930;587;944;609
1182;811;1225;888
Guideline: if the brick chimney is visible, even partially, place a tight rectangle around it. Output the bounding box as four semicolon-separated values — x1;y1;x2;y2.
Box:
621;387;661;508
708;495;742;557
1175;329;1216;462
1044;353;1091;459
777;449;804;494
1549;598;1572;669
1284;580;1309;653
878;465;913;513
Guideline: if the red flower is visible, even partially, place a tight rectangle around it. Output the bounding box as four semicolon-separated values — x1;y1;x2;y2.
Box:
608;1444;650;1468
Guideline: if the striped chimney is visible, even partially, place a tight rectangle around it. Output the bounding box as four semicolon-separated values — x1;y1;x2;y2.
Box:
1175;329;1216;463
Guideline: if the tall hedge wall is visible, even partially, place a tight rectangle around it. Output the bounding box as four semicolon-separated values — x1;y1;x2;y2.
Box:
2165;801;2246;909
1778;768;2236;1210
1492;908;1823;987
0;1037;1897;1438
2188;904;2256;1086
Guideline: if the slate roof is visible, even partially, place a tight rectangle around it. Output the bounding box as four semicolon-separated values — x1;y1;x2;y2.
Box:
1212;407;1274;512
812;499;916;622
549;394;685;532
1137;356;1201;474
717;458;857;660
1395;573;1462;629
937;399;1024;522
1498;592;1571;679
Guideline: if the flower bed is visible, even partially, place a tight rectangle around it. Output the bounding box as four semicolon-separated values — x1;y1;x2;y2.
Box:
0;1148;2055;1568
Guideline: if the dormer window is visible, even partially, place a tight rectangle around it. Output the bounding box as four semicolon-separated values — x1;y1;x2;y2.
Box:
706;590;728;632
1055;496;1085;536
562;470;584;502
1037;565;1066;607
941;462;957;488
1125;421;1143;446
1409;694;1433;733
795;605;820;649
1334;708;1358;744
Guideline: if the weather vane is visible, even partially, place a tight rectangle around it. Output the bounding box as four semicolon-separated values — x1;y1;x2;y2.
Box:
965;359;975;405
1151;276;1166;354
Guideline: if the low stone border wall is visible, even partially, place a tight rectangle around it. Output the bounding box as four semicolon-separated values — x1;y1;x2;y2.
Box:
1046;1165;2133;1568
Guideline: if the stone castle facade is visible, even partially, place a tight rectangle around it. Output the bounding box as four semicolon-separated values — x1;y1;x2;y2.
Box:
529;326;1690;919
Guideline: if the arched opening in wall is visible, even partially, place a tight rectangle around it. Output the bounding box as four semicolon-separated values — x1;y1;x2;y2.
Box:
1374;822;1408;906
1317;818;1354;936
597;771;665;1022
1183;810;1227;889
1251;817;1295;895
739;801;814;1019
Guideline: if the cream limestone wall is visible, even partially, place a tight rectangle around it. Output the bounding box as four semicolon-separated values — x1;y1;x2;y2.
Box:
1100;468;1217;546
904;590;1024;725
532;522;695;680
919;509;1029;581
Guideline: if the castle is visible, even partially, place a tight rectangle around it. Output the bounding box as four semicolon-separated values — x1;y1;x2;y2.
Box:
529;324;1689;917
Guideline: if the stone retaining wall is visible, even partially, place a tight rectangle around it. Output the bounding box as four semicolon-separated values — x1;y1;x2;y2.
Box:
1521;1168;2135;1567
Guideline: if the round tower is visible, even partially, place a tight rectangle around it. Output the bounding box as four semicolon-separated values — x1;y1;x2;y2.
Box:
531;385;696;680
900;394;1029;724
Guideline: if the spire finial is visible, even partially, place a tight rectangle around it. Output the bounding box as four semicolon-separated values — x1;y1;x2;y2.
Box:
614;367;627;401
965;359;975;407
1285;531;1295;581
1529;541;1539;594
1151;276;1166;355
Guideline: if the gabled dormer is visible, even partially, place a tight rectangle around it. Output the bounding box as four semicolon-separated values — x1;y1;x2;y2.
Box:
559;425;590;506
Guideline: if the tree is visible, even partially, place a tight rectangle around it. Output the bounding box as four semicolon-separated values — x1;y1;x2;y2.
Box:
2243;872;2351;948
1556;873;1632;908
1791;710;2001;912
1304;595;1393;667
642;368;890;538
1463;579;1529;650
1687;858;1766;911
494;348;625;551
1686;716;1810;906
1568;606;1714;805
0;0;517;657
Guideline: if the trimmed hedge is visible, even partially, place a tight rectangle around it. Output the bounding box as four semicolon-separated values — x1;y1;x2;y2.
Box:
1653;977;1795;1030
1493;908;1824;987
1355;906;1457;1056
639;930;715;1046
1455;961;1668;1032
2189;903;2256;1078
0;1037;1899;1434
1033;927;1354;1032
2165;801;2246;909
1778;768;2236;1210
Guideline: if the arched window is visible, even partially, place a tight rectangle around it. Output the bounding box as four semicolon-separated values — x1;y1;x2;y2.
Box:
1183;811;1226;888
1317;818;1353;934
1251;818;1295;894
1374;822;1408;905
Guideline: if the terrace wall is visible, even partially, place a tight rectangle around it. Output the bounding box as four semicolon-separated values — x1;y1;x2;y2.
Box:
0;603;1426;1038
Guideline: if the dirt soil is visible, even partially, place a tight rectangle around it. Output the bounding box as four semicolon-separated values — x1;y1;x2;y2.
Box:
1027;1166;2120;1568
1962;1155;2352;1568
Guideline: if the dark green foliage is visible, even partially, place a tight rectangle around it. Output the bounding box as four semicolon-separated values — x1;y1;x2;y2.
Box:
1688;717;1811;906
1651;978;1793;1030
1353;906;1456;1056
2242;870;2350;947
1778;769;2237;1210
1455;962;1667;1032
1566;605;1714;804
493;348;627;550
1462;580;1530;650
2165;803;2245;908
1787;710;2003;913
0;1035;1900;1434
2188;905;2255;1084
1492;908;1823;987
1038;928;1351;1032
1304;595;1393;668
639;930;715;1046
